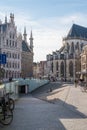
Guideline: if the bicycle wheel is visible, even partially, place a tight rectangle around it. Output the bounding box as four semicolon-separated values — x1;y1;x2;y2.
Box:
0;109;13;125
9;98;15;111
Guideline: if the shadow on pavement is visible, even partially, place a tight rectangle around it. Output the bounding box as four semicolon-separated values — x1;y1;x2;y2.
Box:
31;82;67;95
32;83;87;119
48;98;87;119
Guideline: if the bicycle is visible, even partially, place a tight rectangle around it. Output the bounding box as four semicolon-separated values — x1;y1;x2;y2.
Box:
5;92;15;111
80;82;87;92
0;96;13;125
83;84;87;92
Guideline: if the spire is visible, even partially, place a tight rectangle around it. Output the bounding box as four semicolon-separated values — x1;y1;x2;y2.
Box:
30;30;33;38
30;30;33;40
10;13;14;23
24;26;26;35
23;27;27;42
29;30;33;51
5;16;7;23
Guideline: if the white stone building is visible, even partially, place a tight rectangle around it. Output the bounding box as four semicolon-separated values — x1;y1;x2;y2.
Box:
46;24;87;81
80;45;87;82
0;14;22;80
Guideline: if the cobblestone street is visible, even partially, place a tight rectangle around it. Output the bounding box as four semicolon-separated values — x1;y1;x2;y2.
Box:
0;82;87;130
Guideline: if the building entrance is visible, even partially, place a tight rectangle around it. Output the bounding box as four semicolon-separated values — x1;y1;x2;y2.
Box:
18;85;25;94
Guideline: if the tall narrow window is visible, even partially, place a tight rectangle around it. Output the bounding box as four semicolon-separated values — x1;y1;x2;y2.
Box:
76;42;79;50
10;40;11;46
12;41;14;46
10;32;11;39
51;62;53;73
13;34;14;39
6;39;8;46
69;61;73;77
60;61;64;77
71;42;74;53
18;54;20;59
15;42;17;47
56;61;58;71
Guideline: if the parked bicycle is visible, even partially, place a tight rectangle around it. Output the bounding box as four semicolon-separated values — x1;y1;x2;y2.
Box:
0;95;13;125
81;84;87;92
80;81;87;92
5;92;15;111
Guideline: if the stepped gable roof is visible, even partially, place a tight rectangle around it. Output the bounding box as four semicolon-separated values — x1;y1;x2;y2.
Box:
22;40;31;52
67;24;87;39
0;23;10;32
0;24;7;32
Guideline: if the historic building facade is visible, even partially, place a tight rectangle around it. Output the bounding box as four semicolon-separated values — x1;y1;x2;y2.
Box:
33;61;47;78
46;24;87;81
0;14;22;80
0;14;34;80
21;29;33;78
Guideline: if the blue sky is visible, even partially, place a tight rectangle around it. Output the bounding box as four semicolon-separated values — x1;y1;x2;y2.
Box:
0;0;87;62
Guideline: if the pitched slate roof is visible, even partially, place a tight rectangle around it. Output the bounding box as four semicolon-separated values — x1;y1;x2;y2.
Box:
22;40;30;52
59;46;65;53
67;24;87;39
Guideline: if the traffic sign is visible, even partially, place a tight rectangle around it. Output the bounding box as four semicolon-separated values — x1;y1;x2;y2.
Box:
0;54;7;64
0;54;2;63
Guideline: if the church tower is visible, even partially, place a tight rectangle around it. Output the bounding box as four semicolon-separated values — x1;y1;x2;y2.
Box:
29;30;33;51
23;27;27;42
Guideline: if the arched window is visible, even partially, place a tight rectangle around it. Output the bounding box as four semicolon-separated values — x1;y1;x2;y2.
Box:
81;43;84;51
10;32;11;39
76;42;79;50
56;61;58;71
71;42;74;53
60;61;64;77
69;61;73;77
6;39;8;46
13;34;14;39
